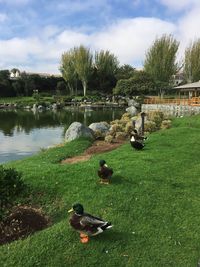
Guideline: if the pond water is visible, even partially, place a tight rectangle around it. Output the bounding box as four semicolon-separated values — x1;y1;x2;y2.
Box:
0;107;125;164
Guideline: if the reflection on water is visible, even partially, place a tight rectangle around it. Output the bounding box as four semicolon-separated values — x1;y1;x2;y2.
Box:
0;107;124;164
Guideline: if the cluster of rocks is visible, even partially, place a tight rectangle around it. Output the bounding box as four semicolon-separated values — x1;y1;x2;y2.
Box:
0;96;140;111
64;110;172;143
0;103;18;109
0;102;63;111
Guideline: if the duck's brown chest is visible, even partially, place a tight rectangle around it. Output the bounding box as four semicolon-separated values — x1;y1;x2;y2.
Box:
69;214;82;230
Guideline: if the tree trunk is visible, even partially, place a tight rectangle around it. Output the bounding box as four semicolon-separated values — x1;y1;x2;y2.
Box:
83;80;87;96
68;83;74;96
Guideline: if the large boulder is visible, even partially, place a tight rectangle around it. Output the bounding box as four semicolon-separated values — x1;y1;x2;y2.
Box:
65;122;94;142
89;122;110;139
89;122;110;135
127;98;140;108
126;106;138;116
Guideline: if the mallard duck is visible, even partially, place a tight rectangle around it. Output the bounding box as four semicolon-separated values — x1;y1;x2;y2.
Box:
68;203;112;243
97;160;113;184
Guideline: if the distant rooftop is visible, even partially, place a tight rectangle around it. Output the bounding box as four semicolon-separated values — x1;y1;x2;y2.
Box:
174;80;200;89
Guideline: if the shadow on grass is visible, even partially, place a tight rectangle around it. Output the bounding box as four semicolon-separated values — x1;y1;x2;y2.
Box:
111;175;124;184
92;229;129;243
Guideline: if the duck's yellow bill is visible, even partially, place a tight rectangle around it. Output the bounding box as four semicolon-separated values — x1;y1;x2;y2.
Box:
68;208;73;213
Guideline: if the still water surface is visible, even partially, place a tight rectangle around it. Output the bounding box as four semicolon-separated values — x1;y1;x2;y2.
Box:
0;107;125;164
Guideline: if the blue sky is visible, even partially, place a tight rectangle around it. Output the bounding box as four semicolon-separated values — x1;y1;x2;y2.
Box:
0;0;200;73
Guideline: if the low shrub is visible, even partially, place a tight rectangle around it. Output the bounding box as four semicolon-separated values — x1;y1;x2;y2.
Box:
0;166;25;218
161;120;172;129
93;130;105;140
147;111;164;128
121;112;131;121
115;132;127;141
125;121;135;135
144;120;157;132
105;134;114;143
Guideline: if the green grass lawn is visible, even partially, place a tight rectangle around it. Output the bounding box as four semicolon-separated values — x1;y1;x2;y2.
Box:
1;115;200;267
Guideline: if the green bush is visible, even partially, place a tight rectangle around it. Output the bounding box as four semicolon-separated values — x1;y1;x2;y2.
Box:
147;111;164;128
0;166;25;217
161;119;172;129
144;120;157;132
104;134;114;143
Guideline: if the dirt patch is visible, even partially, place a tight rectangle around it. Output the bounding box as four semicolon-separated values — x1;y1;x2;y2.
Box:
62;140;125;164
0;206;50;245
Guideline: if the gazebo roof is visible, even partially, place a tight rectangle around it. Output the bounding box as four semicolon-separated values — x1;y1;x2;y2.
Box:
174;81;200;89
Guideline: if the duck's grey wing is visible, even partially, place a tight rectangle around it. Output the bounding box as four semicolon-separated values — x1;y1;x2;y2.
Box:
80;214;106;227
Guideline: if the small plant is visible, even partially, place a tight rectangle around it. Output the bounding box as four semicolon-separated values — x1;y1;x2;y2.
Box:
147;111;164;128
0;165;25;218
93;130;105;140
125;121;135;135
32;91;40;102
144;120;157;132
115;131;127;140
105;134;114;143
161;119;172;129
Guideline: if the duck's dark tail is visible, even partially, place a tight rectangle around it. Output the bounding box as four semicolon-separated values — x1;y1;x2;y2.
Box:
130;141;144;150
101;222;112;231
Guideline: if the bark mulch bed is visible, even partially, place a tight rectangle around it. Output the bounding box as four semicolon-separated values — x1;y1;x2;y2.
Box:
0;206;50;245
61;140;125;164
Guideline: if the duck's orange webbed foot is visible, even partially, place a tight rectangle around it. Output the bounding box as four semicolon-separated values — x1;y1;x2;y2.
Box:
80;233;89;243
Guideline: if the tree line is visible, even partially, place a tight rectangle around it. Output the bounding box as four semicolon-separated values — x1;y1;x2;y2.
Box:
60;36;200;97
0;70;64;97
1;34;200;98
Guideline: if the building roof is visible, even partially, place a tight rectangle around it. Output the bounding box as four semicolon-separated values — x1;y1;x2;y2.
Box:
174;81;200;89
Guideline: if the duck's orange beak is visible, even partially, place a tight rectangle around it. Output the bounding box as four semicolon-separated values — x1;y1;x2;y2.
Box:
68;208;73;213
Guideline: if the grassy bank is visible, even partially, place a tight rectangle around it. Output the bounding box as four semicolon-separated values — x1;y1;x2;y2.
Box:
1;115;200;266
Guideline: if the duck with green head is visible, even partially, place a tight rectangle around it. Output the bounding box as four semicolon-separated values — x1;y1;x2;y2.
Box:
68;203;112;243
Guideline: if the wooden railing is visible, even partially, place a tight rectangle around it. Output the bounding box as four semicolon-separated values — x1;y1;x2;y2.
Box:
144;97;200;106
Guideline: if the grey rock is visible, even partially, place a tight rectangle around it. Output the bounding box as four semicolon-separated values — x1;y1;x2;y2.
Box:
126;106;138;116
127;98;140;108
89;122;110;135
65;122;94;142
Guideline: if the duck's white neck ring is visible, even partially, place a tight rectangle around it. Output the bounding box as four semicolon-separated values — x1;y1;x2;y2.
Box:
75;213;82;216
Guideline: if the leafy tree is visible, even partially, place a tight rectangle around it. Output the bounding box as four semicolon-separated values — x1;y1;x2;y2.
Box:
0;70;14;97
94;50;119;92
115;64;135;81
60;50;78;95
184;39;200;82
144;34;179;97
56;81;67;93
12;80;24;96
20;72;36;96
73;45;93;96
113;70;155;96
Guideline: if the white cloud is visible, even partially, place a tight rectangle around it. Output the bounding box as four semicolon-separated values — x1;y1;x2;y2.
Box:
1;3;200;74
92;18;176;65
159;0;200;11
0;17;177;72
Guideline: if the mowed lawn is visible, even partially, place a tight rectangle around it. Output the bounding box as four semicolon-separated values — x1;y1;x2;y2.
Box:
1;115;200;267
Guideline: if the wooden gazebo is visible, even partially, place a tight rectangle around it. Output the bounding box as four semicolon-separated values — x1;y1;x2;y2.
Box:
144;81;200;106
174;80;200;98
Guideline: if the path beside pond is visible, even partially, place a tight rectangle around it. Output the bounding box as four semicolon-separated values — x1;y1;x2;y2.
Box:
61;140;125;164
